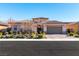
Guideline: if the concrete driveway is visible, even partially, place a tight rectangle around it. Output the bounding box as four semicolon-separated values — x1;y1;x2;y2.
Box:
46;34;76;39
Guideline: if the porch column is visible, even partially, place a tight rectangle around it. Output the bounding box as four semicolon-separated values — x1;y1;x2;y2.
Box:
62;24;67;34
43;24;47;33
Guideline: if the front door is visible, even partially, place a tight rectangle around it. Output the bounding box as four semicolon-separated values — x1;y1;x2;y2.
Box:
37;25;43;34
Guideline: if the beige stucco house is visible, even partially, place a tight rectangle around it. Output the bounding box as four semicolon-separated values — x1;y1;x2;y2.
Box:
7;17;79;34
8;17;64;34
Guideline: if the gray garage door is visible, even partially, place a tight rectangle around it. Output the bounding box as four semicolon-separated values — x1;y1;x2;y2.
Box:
47;26;62;34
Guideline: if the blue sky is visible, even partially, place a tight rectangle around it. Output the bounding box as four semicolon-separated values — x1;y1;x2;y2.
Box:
0;3;79;22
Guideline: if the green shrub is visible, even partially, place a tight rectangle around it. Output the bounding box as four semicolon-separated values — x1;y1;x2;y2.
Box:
68;32;74;36
74;32;79;38
37;32;46;39
31;32;36;39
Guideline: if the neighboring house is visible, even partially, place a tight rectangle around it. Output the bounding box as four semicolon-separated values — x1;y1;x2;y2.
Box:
66;22;79;32
0;23;8;31
75;22;79;32
8;17;79;34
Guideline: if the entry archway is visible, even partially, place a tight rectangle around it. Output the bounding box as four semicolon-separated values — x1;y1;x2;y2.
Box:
37;25;44;34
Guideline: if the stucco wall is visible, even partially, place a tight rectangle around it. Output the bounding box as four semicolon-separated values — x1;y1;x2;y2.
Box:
66;23;78;32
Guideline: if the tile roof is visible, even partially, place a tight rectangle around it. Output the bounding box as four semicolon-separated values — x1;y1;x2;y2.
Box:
46;21;70;24
32;17;48;19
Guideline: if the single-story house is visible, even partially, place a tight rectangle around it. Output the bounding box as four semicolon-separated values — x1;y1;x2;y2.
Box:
7;17;79;34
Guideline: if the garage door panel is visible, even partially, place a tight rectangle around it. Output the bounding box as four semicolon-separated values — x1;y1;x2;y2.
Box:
47;26;62;34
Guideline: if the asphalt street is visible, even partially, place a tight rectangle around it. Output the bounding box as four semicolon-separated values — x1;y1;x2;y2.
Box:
0;41;79;56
